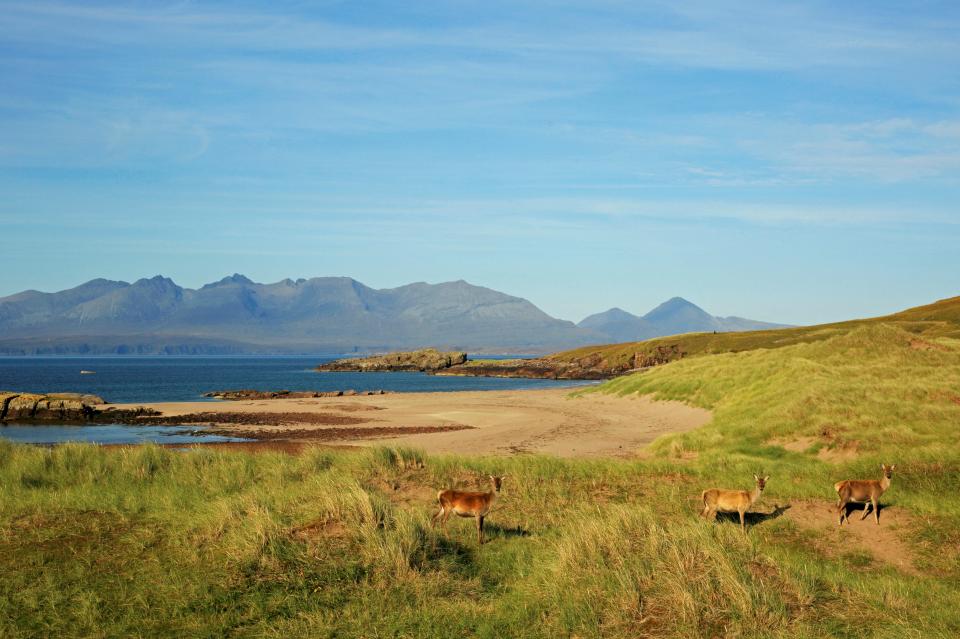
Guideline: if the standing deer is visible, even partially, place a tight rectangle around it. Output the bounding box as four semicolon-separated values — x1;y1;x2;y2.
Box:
431;475;506;545
835;464;895;526
701;474;769;532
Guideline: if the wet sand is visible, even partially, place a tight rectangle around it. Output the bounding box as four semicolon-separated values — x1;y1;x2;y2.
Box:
111;388;711;458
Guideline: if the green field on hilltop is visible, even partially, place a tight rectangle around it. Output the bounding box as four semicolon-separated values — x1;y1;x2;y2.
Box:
2;323;960;637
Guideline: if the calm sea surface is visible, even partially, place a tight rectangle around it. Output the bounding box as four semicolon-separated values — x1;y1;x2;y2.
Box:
0;356;588;403
0;357;592;444
0;424;249;445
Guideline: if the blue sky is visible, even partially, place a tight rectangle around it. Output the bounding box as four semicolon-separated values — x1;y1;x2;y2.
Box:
1;1;958;325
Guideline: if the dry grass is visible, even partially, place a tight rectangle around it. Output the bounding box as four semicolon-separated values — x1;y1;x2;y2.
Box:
2;321;960;637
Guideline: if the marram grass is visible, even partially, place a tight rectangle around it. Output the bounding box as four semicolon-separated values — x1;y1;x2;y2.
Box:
1;324;959;637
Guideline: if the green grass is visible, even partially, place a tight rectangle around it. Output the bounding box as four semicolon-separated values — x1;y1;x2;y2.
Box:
548;294;960;370
588;324;960;575
2;322;960;637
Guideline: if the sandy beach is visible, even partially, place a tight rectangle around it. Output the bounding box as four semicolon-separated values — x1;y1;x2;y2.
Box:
111;388;711;457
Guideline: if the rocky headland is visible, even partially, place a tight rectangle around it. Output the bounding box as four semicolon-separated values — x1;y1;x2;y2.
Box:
441;344;685;380
317;348;468;372
316;344;686;380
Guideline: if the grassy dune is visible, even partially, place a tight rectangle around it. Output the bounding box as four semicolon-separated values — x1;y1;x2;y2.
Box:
2;324;959;637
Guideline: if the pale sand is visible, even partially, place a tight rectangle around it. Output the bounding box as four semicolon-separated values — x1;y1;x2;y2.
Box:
112;388;711;458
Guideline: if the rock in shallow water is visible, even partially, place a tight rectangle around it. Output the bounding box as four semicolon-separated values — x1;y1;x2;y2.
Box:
0;391;105;422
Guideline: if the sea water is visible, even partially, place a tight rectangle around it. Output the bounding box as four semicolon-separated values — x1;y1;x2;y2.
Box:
0;356;592;445
0;356;589;403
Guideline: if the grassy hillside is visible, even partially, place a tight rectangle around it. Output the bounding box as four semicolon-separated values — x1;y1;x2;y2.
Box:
548;294;960;371
2;322;959;637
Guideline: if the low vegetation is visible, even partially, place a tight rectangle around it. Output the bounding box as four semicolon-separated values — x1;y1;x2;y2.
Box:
2;323;959;637
551;294;960;371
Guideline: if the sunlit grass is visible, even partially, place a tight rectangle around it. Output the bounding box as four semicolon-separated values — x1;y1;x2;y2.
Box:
2;323;960;636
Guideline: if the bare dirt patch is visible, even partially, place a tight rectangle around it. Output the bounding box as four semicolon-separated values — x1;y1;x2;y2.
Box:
290;519;349;541
386;479;438;509
909;338;949;352
774;436;817;453
784;500;919;575
771;435;859;462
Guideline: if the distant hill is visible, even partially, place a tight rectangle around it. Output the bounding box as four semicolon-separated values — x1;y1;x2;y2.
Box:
550;294;960;372
0;275;600;354
0;275;795;355
577;297;789;343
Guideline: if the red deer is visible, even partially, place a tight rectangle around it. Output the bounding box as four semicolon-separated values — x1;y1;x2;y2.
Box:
835;464;895;526
701;475;768;531
431;475;506;544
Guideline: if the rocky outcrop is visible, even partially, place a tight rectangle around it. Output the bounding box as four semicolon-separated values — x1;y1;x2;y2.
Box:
315;344;686;380
630;344;684;368
0;391;159;424
203;389;389;400
437;359;614;380
0;392;105;422
317;349;468;373
437;344;686;380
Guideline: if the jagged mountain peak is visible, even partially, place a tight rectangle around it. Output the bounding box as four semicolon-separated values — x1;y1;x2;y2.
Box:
0;275;588;353
581;297;787;343
203;274;254;289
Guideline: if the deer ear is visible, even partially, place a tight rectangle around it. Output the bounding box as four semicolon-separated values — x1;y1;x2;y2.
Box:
889;465;896;471
764;476;770;482
754;474;759;482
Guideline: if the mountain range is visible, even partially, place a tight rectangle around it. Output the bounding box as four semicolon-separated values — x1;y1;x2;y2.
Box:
0;275;788;355
578;298;789;343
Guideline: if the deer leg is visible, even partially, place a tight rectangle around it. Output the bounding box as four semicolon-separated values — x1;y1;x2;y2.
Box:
860;501;872;521
838;499;847;526
873;498;880;525
740;509;746;532
431;505;444;528
476;515;484;545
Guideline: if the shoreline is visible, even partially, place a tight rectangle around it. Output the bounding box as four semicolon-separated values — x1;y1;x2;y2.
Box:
101;387;711;458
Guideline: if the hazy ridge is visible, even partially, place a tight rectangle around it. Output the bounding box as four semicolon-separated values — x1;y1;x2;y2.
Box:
0;275;786;355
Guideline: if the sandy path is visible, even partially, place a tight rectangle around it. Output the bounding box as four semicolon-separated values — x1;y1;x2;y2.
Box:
112;388;711;458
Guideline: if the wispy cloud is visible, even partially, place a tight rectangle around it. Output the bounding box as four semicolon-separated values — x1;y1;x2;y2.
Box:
2;1;959;322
